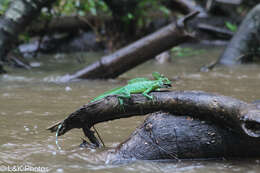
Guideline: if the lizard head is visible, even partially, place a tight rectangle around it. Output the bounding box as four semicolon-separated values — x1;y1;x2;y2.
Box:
152;72;172;88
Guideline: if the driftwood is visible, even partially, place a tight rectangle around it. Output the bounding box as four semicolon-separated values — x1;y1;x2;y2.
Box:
197;23;233;39
105;111;260;163
60;12;198;81
47;90;260;162
48;91;260;148
218;4;260;66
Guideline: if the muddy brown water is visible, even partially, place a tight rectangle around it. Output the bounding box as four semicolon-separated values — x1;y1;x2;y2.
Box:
1;48;260;172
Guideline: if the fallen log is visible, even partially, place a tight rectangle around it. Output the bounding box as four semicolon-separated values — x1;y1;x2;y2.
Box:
105;111;260;163
60;12;198;81
218;4;260;66
48;91;260;146
197;23;233;39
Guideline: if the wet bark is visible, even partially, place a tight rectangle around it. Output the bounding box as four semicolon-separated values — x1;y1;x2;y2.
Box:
48;91;260;143
106;112;260;163
0;0;55;71
218;4;260;66
60;12;198;81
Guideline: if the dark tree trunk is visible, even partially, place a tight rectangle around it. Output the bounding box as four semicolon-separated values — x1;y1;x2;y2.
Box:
60;12;198;81
0;0;55;72
106;112;260;163
218;4;260;66
48;91;260;144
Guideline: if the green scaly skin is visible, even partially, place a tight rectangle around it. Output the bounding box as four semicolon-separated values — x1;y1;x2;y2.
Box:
91;72;172;103
56;72;172;149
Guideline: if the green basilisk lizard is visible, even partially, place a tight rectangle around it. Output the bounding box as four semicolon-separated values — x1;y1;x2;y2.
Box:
56;72;172;149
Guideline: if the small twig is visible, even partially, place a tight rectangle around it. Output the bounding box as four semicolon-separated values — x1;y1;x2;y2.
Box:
93;125;106;147
82;126;101;148
177;11;200;29
200;60;218;72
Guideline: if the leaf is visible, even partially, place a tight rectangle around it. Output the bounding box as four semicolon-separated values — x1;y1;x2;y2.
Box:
225;22;237;32
152;72;163;80
159;6;170;16
127;13;134;20
171;46;205;57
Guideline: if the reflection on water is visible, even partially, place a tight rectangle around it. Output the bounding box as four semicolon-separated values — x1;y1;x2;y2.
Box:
1;48;260;172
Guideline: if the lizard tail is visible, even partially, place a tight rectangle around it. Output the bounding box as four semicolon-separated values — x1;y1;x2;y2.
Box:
93;125;106;147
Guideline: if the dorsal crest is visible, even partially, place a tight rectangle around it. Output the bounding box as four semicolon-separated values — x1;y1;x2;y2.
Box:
127;77;150;84
152;72;165;80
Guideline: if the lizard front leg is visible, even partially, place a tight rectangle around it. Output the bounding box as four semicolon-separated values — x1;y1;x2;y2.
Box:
142;86;157;100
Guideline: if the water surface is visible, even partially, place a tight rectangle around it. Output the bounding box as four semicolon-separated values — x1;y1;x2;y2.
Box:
1;48;260;172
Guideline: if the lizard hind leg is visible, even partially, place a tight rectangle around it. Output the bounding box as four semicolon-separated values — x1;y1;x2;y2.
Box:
117;88;131;111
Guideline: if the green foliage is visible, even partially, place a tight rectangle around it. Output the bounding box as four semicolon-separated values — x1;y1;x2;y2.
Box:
225;21;238;32
18;33;30;43
127;0;170;29
52;0;110;17
171;47;205;57
0;0;11;15
1;0;171;45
